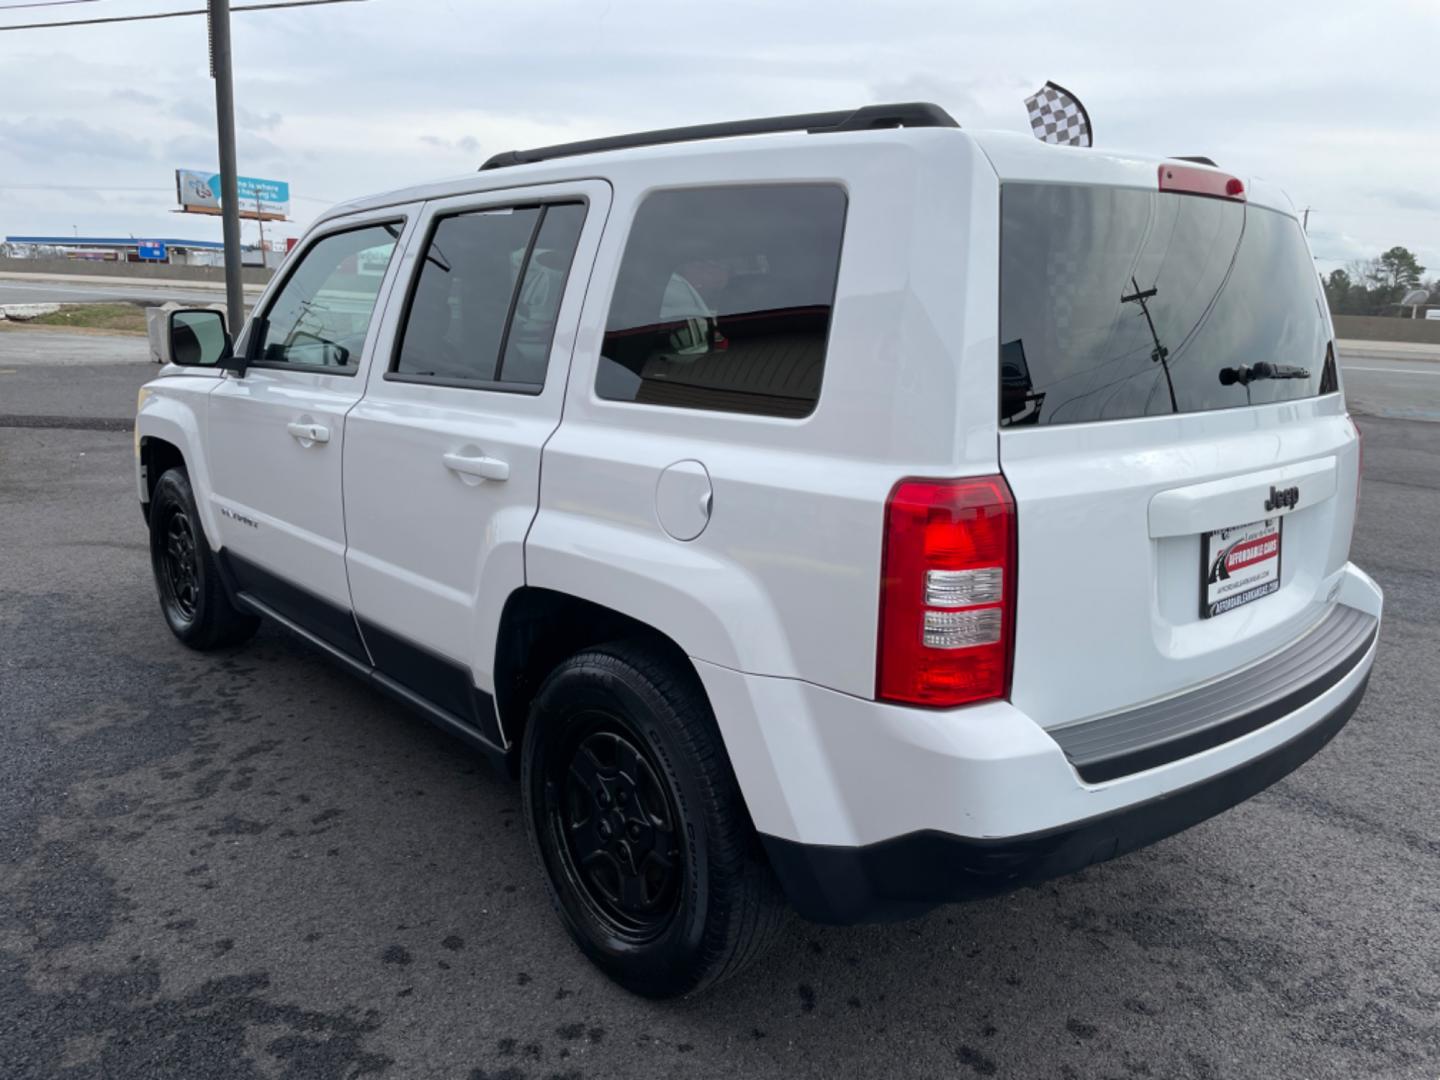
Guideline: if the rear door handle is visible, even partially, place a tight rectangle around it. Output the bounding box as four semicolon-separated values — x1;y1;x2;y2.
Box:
442;451;509;482
286;421;330;445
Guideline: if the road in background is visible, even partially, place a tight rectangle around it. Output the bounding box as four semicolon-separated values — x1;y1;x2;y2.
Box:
0;333;152;424
1339;346;1440;423
0;273;267;308
0;331;150;367
0;280;239;307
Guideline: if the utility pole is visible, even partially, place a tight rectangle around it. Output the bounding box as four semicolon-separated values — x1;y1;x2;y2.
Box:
255;193;266;263
1121;275;1178;414
207;0;245;330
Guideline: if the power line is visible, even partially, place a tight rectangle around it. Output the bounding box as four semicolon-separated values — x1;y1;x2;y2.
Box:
1301;207;1440;218
0;185;341;205
0;1;102;12
0;0;367;30
0;184;174;192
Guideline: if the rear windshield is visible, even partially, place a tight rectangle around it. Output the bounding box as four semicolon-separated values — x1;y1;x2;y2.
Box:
999;183;1338;427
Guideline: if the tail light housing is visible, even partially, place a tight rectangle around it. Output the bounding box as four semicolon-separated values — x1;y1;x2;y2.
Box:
877;475;1017;707
1355;421;1363;504
1347;417;1362;557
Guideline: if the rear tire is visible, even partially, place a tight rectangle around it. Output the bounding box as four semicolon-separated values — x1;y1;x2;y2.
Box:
148;468;259;651
521;642;785;998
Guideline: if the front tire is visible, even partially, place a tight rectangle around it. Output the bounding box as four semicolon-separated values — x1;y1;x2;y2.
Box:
521;643;785;998
148;468;259;650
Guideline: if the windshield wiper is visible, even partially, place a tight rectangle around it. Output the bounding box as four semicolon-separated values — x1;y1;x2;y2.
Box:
1219;361;1310;386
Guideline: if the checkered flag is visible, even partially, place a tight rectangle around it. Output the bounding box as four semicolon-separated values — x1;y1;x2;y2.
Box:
1024;81;1092;147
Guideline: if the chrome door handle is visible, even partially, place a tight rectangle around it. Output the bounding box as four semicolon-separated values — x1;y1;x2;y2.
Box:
442;451;509;482
286;421;330;444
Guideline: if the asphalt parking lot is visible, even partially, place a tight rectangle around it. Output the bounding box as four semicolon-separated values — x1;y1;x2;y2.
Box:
2;341;1438;1079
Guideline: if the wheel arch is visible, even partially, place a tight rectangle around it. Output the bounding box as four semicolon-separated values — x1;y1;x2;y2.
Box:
493;587;695;767
138;435;186;517
136;386;220;540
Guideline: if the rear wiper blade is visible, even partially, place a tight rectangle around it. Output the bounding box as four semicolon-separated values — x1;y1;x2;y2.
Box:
1219;362;1310;386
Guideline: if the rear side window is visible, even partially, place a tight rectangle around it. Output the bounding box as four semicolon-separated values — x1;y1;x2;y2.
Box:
999;183;1336;427
597;184;847;419
393;202;586;391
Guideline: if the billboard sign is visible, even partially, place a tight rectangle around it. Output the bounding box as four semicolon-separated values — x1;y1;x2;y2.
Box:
137;240;167;261
176;169;290;221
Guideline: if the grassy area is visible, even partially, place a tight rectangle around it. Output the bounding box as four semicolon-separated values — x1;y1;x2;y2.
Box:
2;301;252;338
25;303;151;335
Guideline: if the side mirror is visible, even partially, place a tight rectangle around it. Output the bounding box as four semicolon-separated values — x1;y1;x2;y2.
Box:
167;309;234;368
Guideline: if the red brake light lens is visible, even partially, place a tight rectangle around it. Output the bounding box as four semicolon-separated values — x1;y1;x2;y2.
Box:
1158;163;1246;201
1342;417;1362;559
877;475;1017;708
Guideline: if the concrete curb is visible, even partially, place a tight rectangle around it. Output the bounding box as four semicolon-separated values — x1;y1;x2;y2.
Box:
0;271;267;293
0;303;62;321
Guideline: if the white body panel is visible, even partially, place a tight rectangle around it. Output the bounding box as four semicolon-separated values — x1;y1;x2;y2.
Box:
207;366;366;610
135;370;227;539
1002;401;1361;728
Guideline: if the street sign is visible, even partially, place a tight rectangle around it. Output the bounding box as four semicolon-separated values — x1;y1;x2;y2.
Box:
175;168;291;221
137;241;168;261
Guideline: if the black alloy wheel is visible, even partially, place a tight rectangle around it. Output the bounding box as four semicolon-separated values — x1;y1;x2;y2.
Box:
546;715;684;943
146;467;259;650
521;643;786;998
158;504;200;625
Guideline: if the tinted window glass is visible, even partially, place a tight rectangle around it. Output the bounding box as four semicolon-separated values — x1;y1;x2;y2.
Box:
396;207;538;383
499;202;586;385
394;202;586;389
598;184;847;418
257;223;399;369
999;184;1335;427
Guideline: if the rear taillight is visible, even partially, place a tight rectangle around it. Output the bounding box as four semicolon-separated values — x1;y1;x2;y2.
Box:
877;475;1016;708
1356;422;1364;503
1353;419;1363;539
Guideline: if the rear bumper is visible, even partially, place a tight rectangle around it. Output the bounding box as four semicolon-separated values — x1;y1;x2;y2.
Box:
761;669;1370;923
693;564;1382;925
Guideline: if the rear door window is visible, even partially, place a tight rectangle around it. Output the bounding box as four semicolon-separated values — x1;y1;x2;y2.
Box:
392;201;587;391
999;183;1336;427
597;184;847;419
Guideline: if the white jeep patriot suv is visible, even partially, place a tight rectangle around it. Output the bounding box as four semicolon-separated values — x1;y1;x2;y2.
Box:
136;103;1382;997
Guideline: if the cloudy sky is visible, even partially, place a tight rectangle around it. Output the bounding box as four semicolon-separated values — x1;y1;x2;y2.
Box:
2;0;1436;274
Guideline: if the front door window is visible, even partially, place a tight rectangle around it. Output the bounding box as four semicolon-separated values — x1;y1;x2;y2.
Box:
253;223;400;371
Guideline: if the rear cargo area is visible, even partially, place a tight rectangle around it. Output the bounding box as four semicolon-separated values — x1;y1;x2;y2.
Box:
993;169;1360;732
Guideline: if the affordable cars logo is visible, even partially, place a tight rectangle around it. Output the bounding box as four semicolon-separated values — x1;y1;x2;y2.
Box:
1213;533;1280;580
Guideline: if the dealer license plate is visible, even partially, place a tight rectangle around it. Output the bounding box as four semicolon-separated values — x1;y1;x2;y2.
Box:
1201;517;1283;619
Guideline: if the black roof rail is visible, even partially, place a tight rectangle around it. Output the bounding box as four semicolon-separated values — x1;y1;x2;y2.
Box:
479;102;958;171
1171;155;1218;167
